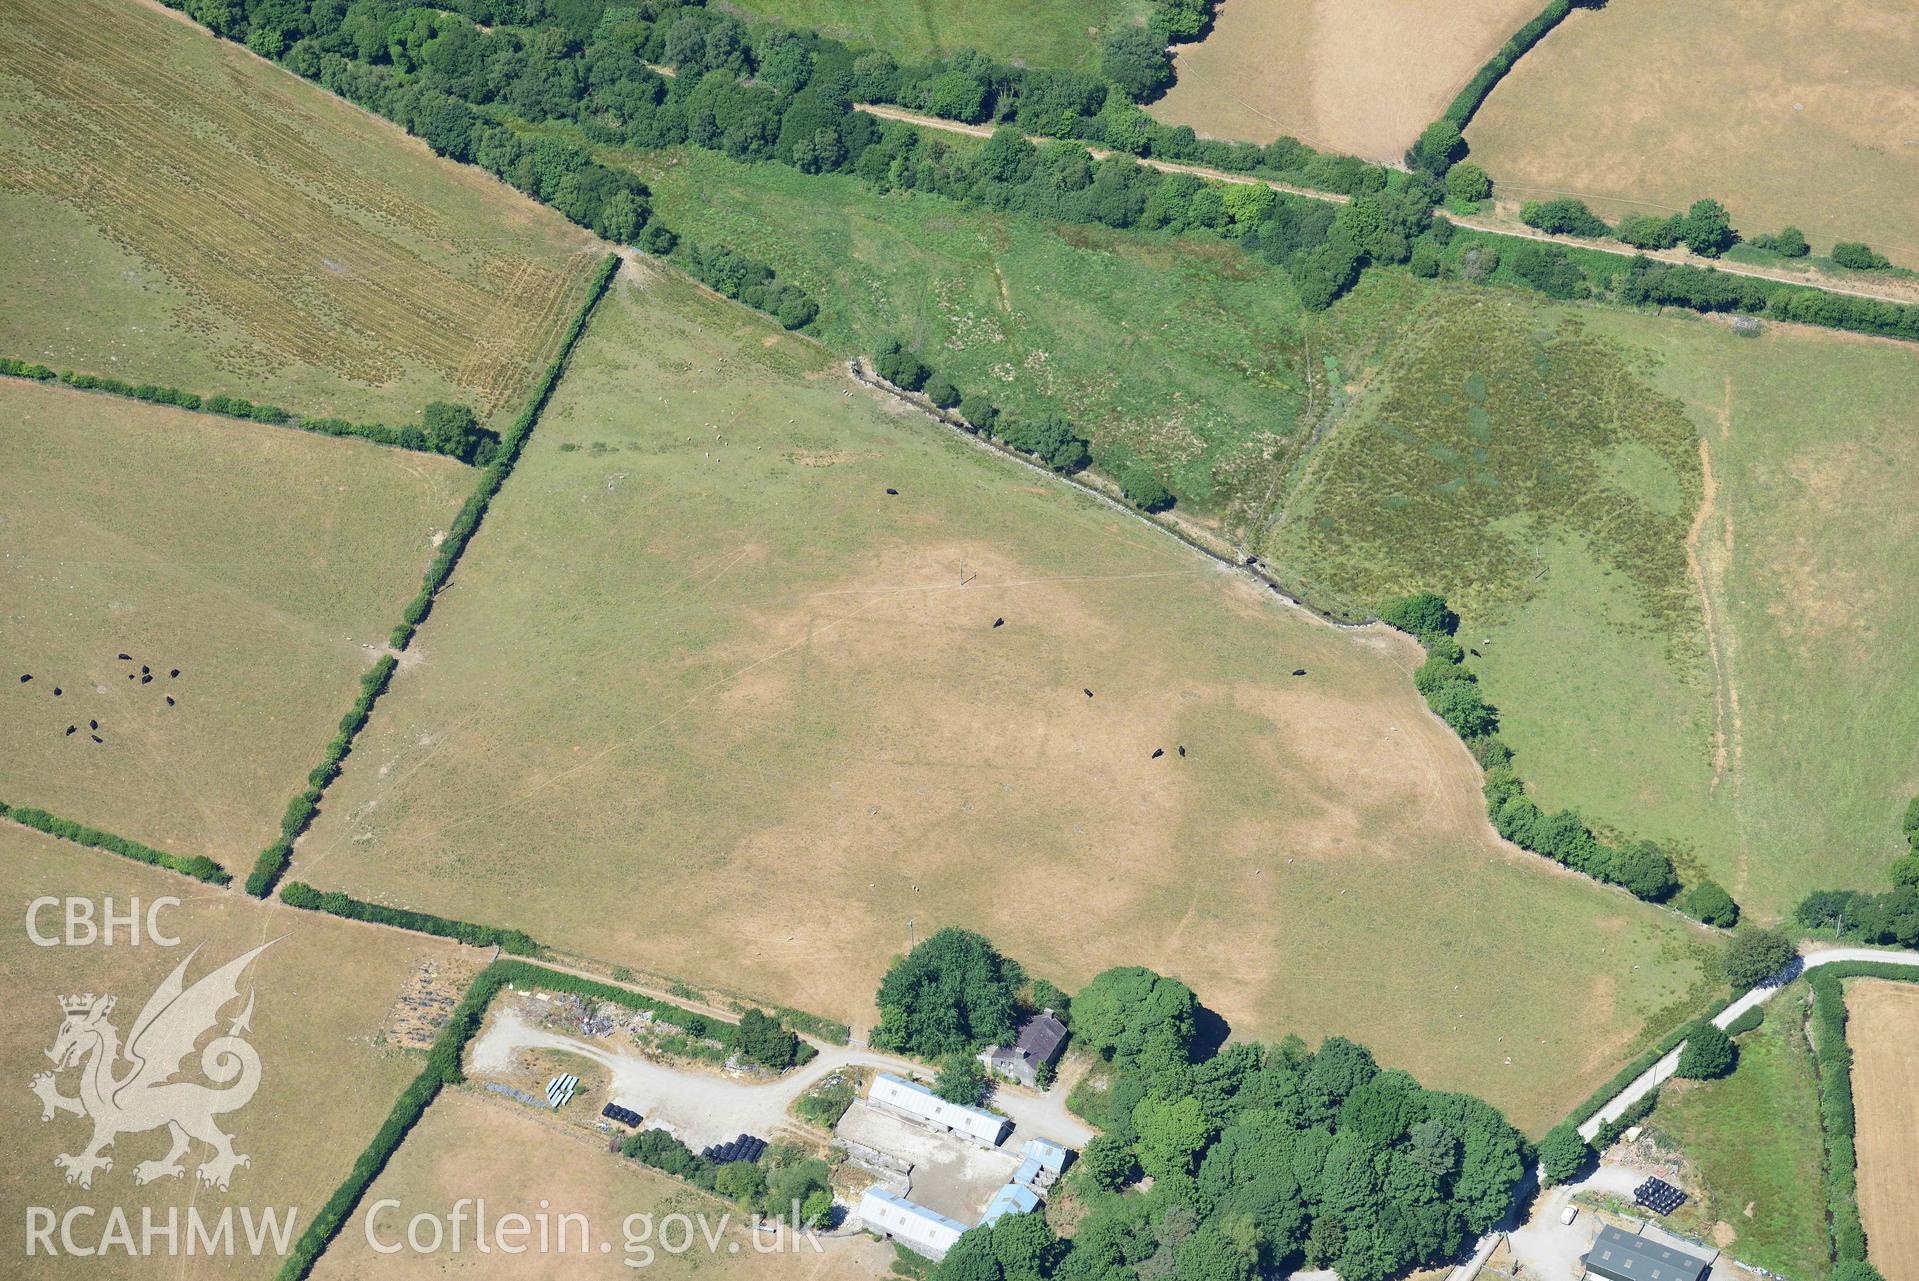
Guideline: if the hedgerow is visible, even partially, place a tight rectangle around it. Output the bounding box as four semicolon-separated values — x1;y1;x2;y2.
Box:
770;1005;852;1046
0;800;230;885
275;954;810;1278
1;359;492;461
1431;0;1598;142
1791;810;1919;946
388;251;618;650
1379;592;1704;912
1567;1016;1705;1131
1810;970;1864;1262
1440;223;1919;345
274;962;512;1280
1592;1089;1659;1147
249;257;616;898
278;881;540;954
244;655;395;897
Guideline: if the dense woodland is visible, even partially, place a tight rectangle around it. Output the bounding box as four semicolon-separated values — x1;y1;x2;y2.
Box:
876;932;1529;1281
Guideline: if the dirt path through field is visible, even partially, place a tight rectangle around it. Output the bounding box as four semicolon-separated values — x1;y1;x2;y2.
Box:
1686;383;1740;795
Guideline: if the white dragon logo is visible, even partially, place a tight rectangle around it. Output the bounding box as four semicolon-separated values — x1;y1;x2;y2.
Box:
30;941;274;1192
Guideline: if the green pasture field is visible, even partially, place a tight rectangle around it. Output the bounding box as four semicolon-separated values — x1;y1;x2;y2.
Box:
1641;995;1829;1278
0;0;601;427
1263;286;1919;919
1570;310;1919;914
0;378;470;872
625;146;1432;533
1463;0;1919;269
729;0;1148;70
0;822;469;1280
297;259;1716;1135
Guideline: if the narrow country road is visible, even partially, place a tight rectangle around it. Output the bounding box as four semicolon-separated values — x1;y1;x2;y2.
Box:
1578;944;1919;1140
1439;943;1919;1281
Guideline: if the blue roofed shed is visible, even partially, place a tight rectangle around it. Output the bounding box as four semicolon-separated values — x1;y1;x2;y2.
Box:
980;1182;1043;1227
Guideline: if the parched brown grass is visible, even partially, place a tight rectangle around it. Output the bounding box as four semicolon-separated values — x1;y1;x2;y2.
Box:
1464;0;1919;268
314;1089;895;1280
0;378;470;872
0;823;470;1280
1148;0;1546;161
1847;980;1919;1281
0;0;601;425
298;263;1714;1135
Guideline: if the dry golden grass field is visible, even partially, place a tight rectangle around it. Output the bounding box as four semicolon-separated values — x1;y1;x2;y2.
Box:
0;378;470;873
1148;0;1545;160
0;0;602;426
1847;980;1919;1281
0;822;470;1280
1464;0;1919;267
314;1089;892;1280
296;261;1715;1135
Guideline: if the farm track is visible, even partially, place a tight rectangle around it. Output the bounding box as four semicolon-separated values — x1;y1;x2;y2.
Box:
852;104;1919;309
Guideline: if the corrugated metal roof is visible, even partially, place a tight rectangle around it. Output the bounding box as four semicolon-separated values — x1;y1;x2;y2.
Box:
858;1188;969;1245
871;1073;1010;1141
979;1181;1042;1226
1021;1137;1069;1172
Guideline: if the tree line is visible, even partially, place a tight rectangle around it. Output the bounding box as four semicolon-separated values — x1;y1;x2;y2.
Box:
866;337;1182;505
1516;197;1898;276
1380;593;1741;924
2;357;498;463
0;799;229;885
875;932;1530;1281
158;1;1919;417
1790;801;1919;948
1408;0;1899;281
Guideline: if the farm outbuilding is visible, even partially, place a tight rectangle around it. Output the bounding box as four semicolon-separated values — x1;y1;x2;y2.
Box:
1581;1225;1712;1281
869;1072;1012;1146
979;1180;1042;1227
978;1010;1067;1089
857;1187;968;1260
1020;1135;1066;1173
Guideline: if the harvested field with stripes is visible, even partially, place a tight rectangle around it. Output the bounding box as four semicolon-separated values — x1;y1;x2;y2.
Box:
0;0;601;426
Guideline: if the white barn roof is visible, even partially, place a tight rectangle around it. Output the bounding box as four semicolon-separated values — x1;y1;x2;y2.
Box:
980;1181;1042;1226
870;1072;1011;1145
1020;1137;1069;1173
858;1187;968;1259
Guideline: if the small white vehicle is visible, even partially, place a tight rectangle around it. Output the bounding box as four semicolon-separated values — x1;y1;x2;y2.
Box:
1560;1205;1580;1226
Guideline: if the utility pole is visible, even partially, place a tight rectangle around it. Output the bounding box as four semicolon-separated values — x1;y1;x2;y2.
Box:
907;917;915;950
